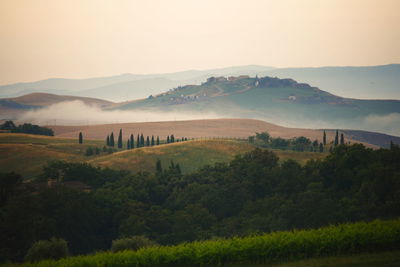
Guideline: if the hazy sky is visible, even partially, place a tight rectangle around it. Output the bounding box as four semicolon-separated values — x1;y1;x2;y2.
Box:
0;0;399;85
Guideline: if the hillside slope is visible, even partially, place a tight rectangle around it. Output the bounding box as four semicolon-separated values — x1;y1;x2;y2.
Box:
50;118;336;143
49;118;400;148
112;76;400;136
1;64;398;101
0;134;327;177
0;65;275;100
89;139;327;174
263;64;400;100
0;93;113;119
0;133;104;177
9;92;112;107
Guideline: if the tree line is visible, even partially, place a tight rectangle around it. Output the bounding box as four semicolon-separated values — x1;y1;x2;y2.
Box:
0;120;54;136
1;143;399;262
102;130;187;149
78;131;189;157
249;130;346;152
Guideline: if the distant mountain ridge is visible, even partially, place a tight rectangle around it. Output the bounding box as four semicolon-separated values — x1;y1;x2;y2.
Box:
1;64;399;101
0;65;274;101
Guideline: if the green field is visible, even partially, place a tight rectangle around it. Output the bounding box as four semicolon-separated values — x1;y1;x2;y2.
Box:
0;133;327;178
0;133;105;177
90;140;327;173
89;139;255;174
16;219;400;267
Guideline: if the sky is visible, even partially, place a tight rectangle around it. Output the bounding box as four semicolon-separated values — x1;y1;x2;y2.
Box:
0;0;399;85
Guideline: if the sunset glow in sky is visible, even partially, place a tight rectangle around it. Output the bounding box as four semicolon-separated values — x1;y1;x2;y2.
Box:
0;0;399;84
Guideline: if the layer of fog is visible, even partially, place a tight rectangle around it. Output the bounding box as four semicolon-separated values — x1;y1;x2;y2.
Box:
16;101;400;137
361;113;400;136
16;101;223;125
273;113;400;137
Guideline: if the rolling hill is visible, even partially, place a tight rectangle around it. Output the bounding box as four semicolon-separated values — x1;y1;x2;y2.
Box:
0;133;104;177
0;133;327;178
0;93;113;119
50;118;327;140
7;92;112;107
262;64;400;100
89;139;327;174
0;65;275;101
1;64;399;101
110;76;400;136
49;118;400;148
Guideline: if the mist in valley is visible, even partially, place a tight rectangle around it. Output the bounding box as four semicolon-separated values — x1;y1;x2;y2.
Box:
16;100;223;126
15;100;400;137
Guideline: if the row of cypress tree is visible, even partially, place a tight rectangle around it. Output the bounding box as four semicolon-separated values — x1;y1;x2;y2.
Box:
322;130;345;146
105;130;188;149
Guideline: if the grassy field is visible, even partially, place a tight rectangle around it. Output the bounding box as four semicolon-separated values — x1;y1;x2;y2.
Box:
0;133;105;177
89;139;255;174
90;139;327;174
15;219;400;267
50;118;342;144
0;133;327;178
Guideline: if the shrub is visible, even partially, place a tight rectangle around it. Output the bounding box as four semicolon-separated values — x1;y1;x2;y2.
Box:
85;147;94;156
111;236;158;252
24;237;69;262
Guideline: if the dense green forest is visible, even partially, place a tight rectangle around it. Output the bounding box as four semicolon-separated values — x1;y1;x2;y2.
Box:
1;143;400;262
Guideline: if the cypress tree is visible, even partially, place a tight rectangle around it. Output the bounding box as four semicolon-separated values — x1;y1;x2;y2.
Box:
167;136;170;144
117;129;123;149
156;136;160;145
127;139;130;149
130;134;134;149
323;130;326;145
171;134;175;143
340;133;344;145
78;132;83;144
106;135;110;146
137;134;140;148
151;135;155;146
334;130;339;146
140;134;145;147
110;132;115;147
146;136;150;146
319;143;324;152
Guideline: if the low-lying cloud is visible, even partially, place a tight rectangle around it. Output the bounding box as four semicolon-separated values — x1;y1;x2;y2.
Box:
17;101;223;125
15;101;400;137
361;113;400;136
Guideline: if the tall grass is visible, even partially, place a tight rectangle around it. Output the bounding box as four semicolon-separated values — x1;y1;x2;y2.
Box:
19;219;400;267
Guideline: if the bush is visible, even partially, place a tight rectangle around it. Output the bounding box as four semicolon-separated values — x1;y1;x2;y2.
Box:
85;147;94;156
24;237;69;262
111;236;157;252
